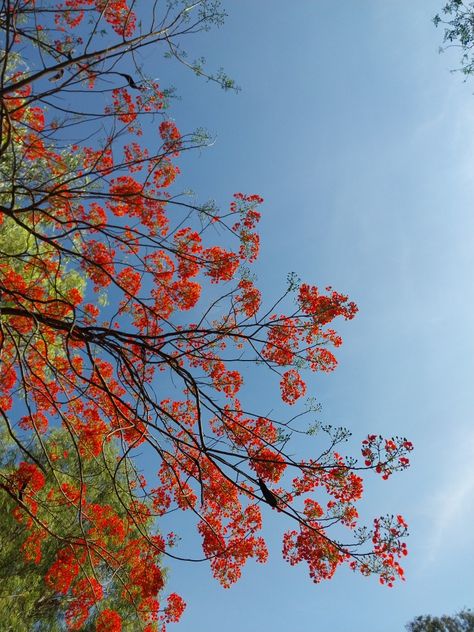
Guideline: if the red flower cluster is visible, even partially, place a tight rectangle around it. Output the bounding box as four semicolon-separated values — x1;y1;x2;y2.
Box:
361;434;414;480
96;609;122;632
54;0;137;37
280;369;307;405
159;121;182;156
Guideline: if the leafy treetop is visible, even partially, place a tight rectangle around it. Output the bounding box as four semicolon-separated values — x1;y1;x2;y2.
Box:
406;609;474;632
434;1;474;76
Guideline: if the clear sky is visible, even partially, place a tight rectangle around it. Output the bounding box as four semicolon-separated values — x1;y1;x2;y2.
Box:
148;2;474;630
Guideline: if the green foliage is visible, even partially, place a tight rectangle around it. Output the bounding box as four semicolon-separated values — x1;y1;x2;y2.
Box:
162;1;238;93
406;609;474;632
434;1;474;76
0;216;86;302
0;428;159;631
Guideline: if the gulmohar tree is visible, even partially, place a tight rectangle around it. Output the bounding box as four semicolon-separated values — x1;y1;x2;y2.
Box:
0;1;414;630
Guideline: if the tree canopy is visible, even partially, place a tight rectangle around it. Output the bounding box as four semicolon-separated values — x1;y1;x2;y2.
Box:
0;1;413;629
434;1;474;76
406;609;474;632
0;427;167;631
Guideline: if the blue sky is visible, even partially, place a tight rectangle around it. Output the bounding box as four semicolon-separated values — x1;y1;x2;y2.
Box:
146;1;474;630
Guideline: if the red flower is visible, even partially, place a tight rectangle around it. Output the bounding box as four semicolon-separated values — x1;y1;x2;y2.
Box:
96;609;122;632
280;369;306;405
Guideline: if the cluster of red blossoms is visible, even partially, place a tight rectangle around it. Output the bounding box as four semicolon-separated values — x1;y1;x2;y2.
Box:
55;0;137;37
362;435;414;480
